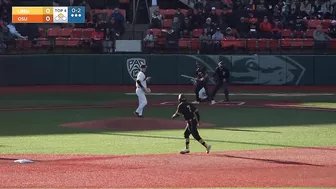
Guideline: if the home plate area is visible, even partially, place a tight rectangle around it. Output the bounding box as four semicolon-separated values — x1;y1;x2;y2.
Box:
159;101;246;106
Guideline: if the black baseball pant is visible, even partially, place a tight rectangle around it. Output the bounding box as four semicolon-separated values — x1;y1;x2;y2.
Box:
195;81;209;102
210;81;229;101
184;118;202;141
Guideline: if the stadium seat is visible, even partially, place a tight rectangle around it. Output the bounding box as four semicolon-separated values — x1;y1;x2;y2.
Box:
247;38;258;51
15;39;31;49
35;38;49;47
330;39;336;49
149;28;161;36
306;29;314;38
180;9;188;16
83;28;95;40
60;28;73;37
190;38;200;50
322;19;332;29
72;28;83;38
160;9;175;19
308;19;322;28
258;39;269;50
47;28;61;37
66;38;80;47
162;19;172;28
192;28;203;38
178;38;190;49
55;38;67;46
282;29;292;38
216;9;221;16
269;39;279;50
38;28;46;38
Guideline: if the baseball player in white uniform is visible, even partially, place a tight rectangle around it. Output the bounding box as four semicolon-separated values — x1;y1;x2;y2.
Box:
134;64;151;118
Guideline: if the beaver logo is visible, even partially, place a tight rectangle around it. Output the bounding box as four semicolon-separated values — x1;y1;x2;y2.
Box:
126;58;146;81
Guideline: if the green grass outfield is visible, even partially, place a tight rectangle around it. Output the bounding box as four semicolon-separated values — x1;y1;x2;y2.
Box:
0;90;335;155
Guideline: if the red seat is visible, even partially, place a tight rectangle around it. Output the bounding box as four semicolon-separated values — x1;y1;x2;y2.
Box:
190;38;200;50
180;9;188;16
47;28;61;37
192;28;203;38
282;29;292;38
269;39;279;50
66;38;80;47
162;19;172;28
34;38;49;47
160;9;175;19
280;39;291;47
302;38;314;47
178;38;190;48
306;29;314;38
322;19;332;29
216;9;221;16
149;28;161;36
83;28;95;39
38;28;46;37
330;39;336;49
55;38;67;46
309;19;322;29
72;28;83;38
15;39;31;49
247;39;258;50
60;28;73;37
258;39;269;50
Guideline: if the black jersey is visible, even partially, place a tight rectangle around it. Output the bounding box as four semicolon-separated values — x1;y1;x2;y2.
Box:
196;66;207;79
213;66;230;82
176;101;200;121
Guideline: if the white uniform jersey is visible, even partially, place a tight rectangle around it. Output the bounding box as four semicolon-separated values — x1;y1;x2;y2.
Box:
136;71;147;89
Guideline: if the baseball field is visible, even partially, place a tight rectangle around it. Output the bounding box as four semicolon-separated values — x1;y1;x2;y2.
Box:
0;85;335;189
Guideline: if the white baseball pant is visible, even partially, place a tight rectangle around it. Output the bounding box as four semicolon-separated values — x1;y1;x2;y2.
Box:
135;88;147;116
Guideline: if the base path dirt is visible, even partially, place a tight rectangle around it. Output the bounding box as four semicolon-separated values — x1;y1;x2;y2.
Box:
0;147;335;188
60;117;214;131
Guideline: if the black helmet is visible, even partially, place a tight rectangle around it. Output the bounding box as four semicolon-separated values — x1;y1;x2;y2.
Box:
178;94;186;102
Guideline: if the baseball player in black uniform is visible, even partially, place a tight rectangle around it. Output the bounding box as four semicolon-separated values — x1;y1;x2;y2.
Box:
172;94;211;154
210;61;230;104
193;61;210;104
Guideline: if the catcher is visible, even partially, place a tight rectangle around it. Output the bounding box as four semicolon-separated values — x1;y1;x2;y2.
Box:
172;94;212;154
193;61;210;104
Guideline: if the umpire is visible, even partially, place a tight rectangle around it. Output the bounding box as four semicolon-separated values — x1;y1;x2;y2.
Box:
210;61;230;104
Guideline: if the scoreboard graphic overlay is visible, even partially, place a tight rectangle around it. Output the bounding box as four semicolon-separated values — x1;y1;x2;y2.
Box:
12;6;85;23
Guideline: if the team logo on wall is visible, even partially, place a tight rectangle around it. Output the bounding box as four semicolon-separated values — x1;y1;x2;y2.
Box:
126;58;146;81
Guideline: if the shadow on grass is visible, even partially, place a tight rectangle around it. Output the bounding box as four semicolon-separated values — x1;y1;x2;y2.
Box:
104;132;336;151
213;154;323;167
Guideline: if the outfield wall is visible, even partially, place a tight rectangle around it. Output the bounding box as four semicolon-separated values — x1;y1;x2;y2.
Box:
0;54;335;86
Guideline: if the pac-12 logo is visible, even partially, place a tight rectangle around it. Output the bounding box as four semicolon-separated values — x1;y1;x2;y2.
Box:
126;58;146;81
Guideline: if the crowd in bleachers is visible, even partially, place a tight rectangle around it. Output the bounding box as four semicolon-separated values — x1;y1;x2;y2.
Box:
0;0;126;53
144;0;336;53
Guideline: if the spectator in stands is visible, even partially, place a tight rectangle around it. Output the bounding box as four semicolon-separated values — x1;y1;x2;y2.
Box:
94;14;107;32
314;24;331;52
181;17;193;37
273;1;283;20
205;0;217;12
287;7;299;28
107;17;121;39
255;0;267;11
247;18;259;38
171;17;181;35
203;17;215;36
6;22;27;39
224;27;237;38
150;9;164;29
186;9;196;28
211;27;223;52
193;9;206;28
218;17;228;34
272;17;283;39
173;8;185;28
244;0;255;11
322;0;333;19
165;28;179;50
199;29;211;53
236;17;249;38
220;0;233;10
290;1;299;14
143;30;156;48
300;0;312;17
102;27;116;53
259;16;273;38
311;0;323;19
208;7;220;27
290;16;307;38
93;9;107;25
79;0;91;21
328;20;336;38
220;7;232;28
194;0;205;11
91;27;104;53
233;0;245;10
111;8;125;35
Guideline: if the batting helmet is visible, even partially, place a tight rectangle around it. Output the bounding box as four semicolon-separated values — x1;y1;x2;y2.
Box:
178;94;187;102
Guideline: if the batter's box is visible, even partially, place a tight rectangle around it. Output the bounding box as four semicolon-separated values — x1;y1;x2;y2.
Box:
216;101;246;106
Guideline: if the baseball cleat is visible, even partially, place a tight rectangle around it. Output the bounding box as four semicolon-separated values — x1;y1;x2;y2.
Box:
134;111;143;118
210;100;216;105
180;148;190;154
206;145;211;154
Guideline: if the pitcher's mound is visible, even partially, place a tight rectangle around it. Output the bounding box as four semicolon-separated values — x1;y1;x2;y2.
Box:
60;117;215;131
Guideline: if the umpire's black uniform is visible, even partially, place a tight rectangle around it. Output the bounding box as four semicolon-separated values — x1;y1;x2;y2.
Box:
210;63;230;102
